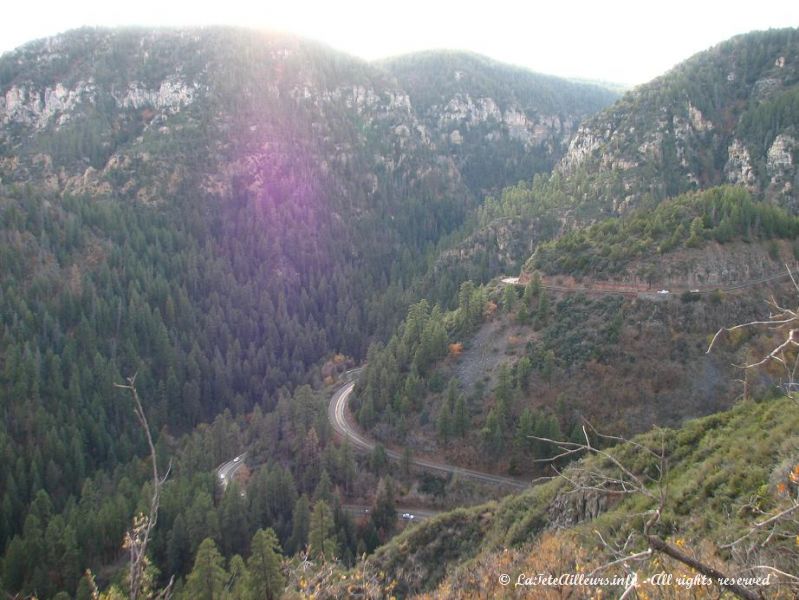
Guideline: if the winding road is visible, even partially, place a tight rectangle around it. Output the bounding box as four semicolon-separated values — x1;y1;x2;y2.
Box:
216;368;527;527
328;378;529;490
217;452;247;489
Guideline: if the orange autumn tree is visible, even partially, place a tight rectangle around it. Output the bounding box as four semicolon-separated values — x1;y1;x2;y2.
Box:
448;342;464;358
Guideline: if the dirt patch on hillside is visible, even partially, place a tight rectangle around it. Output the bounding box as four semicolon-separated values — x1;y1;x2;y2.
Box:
455;317;536;392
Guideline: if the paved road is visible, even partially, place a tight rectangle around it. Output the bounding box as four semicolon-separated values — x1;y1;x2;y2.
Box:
501;269;795;297
342;504;440;522
328;380;529;490
216;452;247;489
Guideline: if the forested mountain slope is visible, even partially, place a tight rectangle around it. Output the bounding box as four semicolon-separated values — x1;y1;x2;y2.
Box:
559;28;799;217
335;28;799;597
432;28;799;283
0;27;617;598
381;51;618;197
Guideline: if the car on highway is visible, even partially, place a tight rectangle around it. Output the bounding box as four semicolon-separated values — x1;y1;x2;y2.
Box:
234;456;240;462
401;512;415;520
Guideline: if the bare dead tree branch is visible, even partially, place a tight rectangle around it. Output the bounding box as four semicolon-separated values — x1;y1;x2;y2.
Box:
114;373;174;600
723;502;799;549
530;424;774;600
587;548;651;577
704;265;799;592
647;536;763;600
740;565;799;583
706;265;799;404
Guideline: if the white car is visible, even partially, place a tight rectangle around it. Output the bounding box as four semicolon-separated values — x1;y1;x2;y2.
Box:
401;513;415;520
657;289;670;295
234;456;240;462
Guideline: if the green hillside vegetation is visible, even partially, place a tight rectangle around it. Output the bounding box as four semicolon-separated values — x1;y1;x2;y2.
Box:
421;174;571;302
440;180;799;298
351;262;790;479
531;186;799;277
351;284;485;434
0;367;405;598
0;29;453;597
349;394;799;597
2;24;799;600
738;83;799;172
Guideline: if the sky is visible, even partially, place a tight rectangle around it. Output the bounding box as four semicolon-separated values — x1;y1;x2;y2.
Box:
2;0;799;86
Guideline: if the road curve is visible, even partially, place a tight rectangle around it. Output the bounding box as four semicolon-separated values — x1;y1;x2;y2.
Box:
328;380;529;490
216;453;246;489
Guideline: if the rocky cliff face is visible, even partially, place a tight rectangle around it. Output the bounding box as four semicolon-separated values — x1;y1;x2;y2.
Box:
381;51;618;197
0;30;618;212
0;77;200;129
432;92;572;148
556;28;799;215
0;28;474;217
547;482;615;529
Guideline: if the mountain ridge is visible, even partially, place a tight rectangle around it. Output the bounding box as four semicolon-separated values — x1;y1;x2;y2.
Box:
0;26;619;599
2;24;798;600
558;27;799;215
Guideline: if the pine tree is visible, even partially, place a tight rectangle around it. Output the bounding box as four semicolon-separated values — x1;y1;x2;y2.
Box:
369;444;388;475
338;440;356;494
534;415;563;460
516;356;533;391
541;350;555;385
298;428;322;494
516;302;530;325
184;537;228;600
75;573;94;600
227;554;250;600
332;500;357;567
287;495;310;555
515;408;537;455
370;478;396;539
453;394;468;438
503;284;517;313
247;528;285;600
220;483;250;557
313;469;334;505
436;402;453;443
166;514;191;577
481;409;504;457
524;273;541;306
2;536;26;592
308;500;337;560
536;288;550;326
358;395;376;429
